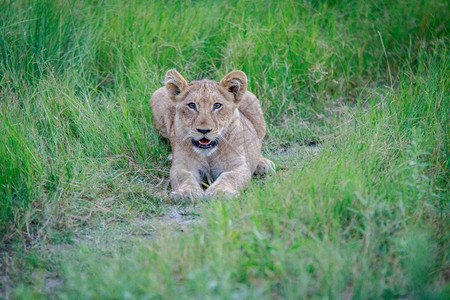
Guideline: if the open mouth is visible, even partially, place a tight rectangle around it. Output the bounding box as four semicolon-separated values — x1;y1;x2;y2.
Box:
192;137;219;149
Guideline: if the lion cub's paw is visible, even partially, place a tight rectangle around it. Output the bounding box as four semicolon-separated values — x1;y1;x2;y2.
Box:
205;186;239;199
255;157;275;176
170;186;204;200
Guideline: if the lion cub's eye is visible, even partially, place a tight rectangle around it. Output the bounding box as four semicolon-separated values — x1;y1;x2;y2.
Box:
187;103;197;110
213;103;222;110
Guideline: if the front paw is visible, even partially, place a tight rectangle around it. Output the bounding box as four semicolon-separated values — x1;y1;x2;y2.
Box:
205;185;239;198
170;186;204;200
255;157;275;176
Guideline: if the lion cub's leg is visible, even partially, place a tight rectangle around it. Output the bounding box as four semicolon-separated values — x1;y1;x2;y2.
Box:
255;156;275;176
205;166;252;198
170;165;204;200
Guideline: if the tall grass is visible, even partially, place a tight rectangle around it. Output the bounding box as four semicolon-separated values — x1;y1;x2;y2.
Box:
21;44;445;299
0;0;448;297
1;0;447;240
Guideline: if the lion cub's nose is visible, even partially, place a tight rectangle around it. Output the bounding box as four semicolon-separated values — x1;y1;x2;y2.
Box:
197;128;211;134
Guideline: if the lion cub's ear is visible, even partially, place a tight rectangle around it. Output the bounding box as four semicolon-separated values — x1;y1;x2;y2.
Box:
219;70;247;104
165;69;188;102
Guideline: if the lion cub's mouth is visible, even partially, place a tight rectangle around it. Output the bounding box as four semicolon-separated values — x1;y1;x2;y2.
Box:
192;137;219;149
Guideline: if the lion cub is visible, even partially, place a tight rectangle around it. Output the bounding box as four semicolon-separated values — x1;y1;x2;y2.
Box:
150;69;274;199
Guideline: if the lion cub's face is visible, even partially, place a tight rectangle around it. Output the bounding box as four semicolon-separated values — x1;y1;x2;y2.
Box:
165;70;248;155
177;82;235;145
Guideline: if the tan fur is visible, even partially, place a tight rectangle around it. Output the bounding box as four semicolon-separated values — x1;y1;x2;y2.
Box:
150;69;274;199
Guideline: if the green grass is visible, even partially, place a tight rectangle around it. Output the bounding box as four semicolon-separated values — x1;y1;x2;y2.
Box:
0;0;448;298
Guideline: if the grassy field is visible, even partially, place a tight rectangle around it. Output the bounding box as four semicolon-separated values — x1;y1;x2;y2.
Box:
0;0;448;298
